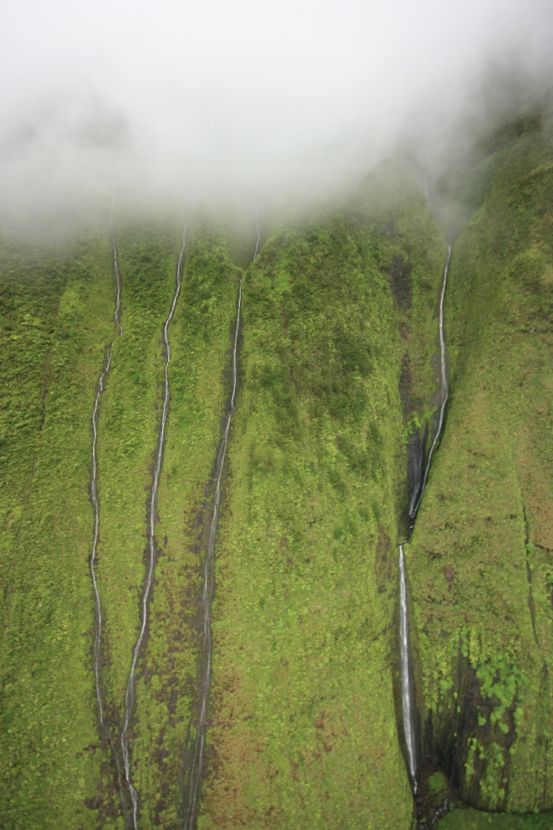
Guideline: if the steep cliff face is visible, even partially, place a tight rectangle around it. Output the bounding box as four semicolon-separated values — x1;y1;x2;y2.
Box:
199;211;424;829
0;188;449;827
1;116;552;829
194;179;453;827
0;229;116;828
0;222;244;827
410;119;553;813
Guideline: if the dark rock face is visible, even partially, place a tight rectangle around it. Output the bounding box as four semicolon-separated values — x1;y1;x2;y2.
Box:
389;255;413;311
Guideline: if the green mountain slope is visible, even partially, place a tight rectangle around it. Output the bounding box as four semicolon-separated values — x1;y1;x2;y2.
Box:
0;230;116;827
410;119;553;814
1;114;552;830
0;223;244;827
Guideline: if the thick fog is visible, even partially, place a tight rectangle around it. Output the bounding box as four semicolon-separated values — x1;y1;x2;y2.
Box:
1;0;552;222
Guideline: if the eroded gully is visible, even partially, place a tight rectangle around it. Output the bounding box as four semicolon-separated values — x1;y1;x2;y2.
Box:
120;226;187;829
184;216;261;830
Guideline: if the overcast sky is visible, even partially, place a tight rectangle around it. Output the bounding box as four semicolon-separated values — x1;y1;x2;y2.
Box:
1;0;552;219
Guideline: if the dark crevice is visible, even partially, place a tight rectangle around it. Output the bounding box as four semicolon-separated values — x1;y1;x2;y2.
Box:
523;505;540;647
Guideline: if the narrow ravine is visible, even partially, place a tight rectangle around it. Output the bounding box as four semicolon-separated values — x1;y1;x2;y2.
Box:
408;245;452;522
398;243;452;797
89;222;122;734
184;217;261;830
120;226;187;829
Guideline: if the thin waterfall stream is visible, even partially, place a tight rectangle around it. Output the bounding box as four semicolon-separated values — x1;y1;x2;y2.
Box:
408;245;452;523
90;219;123;737
120;226;187;829
399;543;417;789
398;244;452;795
89;216;128;817
184;216;261;830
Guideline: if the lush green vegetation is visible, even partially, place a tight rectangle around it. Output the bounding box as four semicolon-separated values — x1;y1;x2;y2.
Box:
0;222;246;827
199;200;447;828
440;806;553;829
410;118;553;816
130;230;243;827
1;117;552;829
0;228;115;827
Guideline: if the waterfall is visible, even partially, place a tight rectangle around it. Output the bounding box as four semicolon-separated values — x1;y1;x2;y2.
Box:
120;226;187;829
88;212;128;819
398;244;452;796
399;544;417;790
409;244;452;521
90;225;122;734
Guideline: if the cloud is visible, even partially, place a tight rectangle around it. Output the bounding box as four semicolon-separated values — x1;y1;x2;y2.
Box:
1;0;552;222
